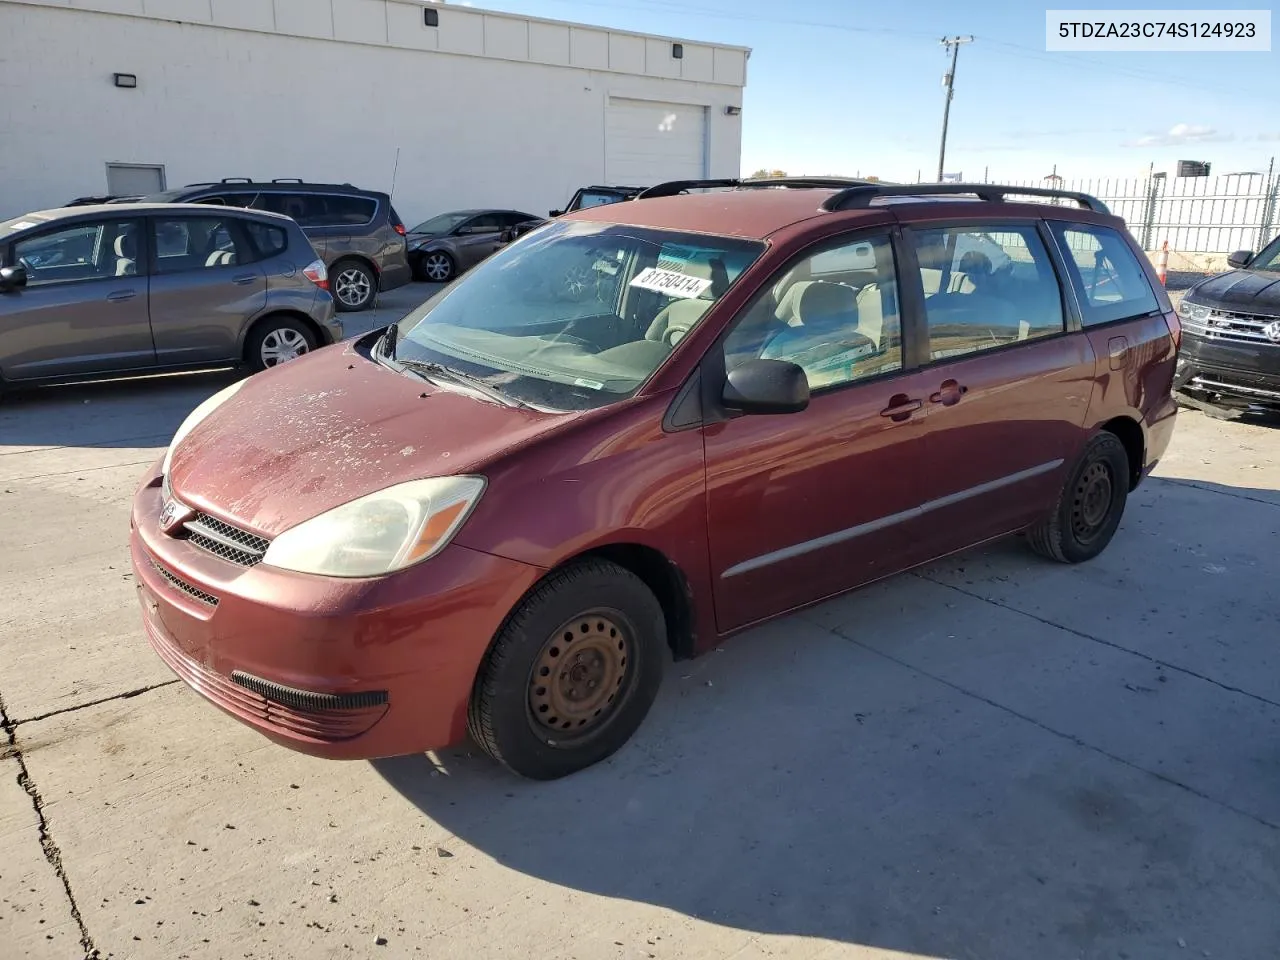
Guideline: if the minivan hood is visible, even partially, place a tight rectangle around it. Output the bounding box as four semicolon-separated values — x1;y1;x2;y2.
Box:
1189;270;1280;314
169;345;578;537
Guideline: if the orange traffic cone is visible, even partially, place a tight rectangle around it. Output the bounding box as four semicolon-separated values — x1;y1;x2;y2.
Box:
1156;241;1169;286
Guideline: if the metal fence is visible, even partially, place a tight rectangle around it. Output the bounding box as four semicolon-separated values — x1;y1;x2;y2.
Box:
1001;169;1279;255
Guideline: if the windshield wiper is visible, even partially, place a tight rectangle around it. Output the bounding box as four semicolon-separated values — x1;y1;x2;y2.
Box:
397;358;527;409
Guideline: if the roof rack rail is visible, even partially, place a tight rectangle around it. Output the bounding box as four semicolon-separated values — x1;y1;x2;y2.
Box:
739;176;882;190
271;178;304;183
636;178;742;199
822;182;1109;214
220;177;253;184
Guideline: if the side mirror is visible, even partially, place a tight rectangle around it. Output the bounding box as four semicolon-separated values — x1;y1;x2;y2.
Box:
549;209;563;218
1227;250;1254;269
0;264;28;293
722;358;809;415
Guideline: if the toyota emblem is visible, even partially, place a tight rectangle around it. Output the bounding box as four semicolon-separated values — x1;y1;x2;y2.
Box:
159;499;181;532
1263;319;1280;344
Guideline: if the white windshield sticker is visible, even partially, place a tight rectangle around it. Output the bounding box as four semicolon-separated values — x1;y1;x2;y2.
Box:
573;377;605;390
629;267;712;299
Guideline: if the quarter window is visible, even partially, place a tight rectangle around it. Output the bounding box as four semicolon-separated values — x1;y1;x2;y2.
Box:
244;221;287;258
153;217;248;273
724;233;903;392
1049;223;1160;326
911;225;1065;362
13;220;141;285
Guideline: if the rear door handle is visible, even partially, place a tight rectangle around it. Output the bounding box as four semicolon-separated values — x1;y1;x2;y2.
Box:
231;274;257;285
106;290;136;303
879;394;923;422
929;378;968;406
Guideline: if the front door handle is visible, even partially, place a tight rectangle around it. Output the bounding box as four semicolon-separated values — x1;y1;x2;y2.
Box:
106;290;136;303
880;394;923;422
231;274;257;285
929;378;968;406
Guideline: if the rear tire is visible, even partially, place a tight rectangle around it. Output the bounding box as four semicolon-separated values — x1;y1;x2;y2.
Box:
331;259;376;312
245;316;317;373
467;560;666;780
1026;432;1130;564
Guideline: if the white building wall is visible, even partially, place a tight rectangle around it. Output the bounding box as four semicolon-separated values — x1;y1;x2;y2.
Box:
0;0;748;223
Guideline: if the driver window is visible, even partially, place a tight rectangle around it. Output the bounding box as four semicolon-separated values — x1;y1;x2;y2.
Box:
723;233;903;391
912;224;1065;362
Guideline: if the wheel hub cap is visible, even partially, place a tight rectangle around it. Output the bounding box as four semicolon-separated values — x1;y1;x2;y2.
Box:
529;614;630;734
259;328;309;367
335;268;372;306
424;255;450;281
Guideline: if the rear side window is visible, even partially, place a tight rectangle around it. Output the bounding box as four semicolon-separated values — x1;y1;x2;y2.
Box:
153;216;249;273
910;224;1065;362
244;221;288;258
253;193;377;227
193;193;256;208
1049;223;1159;326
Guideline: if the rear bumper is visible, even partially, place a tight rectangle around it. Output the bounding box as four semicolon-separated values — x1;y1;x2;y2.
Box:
129;469;542;759
378;259;413;292
314;292;343;345
1175;334;1280;406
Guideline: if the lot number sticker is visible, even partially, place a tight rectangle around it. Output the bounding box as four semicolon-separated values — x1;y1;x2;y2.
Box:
629;267;712;299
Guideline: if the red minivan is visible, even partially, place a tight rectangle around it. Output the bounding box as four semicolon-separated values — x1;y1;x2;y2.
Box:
130;180;1179;779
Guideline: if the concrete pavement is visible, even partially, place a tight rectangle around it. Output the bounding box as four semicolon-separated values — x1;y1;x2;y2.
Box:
1;340;1278;958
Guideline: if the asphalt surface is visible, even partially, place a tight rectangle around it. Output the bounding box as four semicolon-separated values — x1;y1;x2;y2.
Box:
2;285;1278;959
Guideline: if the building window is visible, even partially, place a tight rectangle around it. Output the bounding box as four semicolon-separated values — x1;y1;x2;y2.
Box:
423;8;439;27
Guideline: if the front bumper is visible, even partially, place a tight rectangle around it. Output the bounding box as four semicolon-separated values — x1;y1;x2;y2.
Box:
1175;332;1280;407
129;466;542;759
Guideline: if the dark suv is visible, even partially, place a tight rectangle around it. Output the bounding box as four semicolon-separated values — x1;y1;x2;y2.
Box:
1173;234;1280;416
144;179;411;312
501;184;645;243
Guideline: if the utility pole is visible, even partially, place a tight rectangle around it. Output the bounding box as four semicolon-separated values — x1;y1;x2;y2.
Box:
936;35;973;182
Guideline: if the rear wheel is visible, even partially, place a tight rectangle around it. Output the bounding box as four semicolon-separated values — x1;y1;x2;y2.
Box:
467;560;666;780
245;316;317;373
331;259;376;312
1026;432;1130;564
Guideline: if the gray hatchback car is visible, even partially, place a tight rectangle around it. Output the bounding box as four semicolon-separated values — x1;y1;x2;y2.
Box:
0;203;342;386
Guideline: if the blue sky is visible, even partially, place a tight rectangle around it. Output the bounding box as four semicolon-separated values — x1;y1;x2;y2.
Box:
459;0;1279;183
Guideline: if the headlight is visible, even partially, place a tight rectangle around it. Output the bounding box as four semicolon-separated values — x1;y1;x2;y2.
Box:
260;476;486;578
1177;299;1210;322
161;379;247;481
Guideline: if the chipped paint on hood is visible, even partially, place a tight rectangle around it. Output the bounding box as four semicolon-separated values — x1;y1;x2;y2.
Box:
169;344;579;537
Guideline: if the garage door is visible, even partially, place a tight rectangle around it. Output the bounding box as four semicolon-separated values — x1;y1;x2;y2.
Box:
605;98;707;185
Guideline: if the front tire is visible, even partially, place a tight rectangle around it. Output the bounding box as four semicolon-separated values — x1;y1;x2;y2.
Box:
331;259;376;312
418;251;455;283
1026;432;1130;564
245;316;317;373
467;560;666;780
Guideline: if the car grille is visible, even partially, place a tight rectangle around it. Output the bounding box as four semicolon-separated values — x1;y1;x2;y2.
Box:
182;513;270;567
150;558;219;607
146;623;389;742
1182;309;1280;346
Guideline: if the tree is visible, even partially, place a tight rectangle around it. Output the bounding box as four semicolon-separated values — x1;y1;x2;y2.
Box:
749;168;787;179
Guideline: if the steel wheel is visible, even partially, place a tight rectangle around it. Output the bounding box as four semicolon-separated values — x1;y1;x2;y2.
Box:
334;265;373;308
1070;460;1113;544
422;253;453;282
259;327;310;367
528;611;632;739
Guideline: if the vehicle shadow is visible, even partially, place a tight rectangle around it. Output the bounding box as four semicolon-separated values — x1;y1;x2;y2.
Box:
0;368;243;449
371;478;1280;959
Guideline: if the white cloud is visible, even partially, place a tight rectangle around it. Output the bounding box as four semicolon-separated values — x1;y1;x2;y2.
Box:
1123;123;1231;148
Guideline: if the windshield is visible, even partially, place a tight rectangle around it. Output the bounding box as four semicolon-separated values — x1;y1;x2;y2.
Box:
1250;236;1280;272
410;212;472;235
393;220;765;411
575;191;629;210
